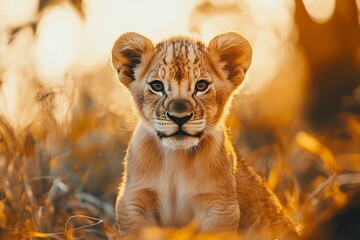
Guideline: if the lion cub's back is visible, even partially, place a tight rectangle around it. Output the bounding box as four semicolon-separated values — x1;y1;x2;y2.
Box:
235;157;297;232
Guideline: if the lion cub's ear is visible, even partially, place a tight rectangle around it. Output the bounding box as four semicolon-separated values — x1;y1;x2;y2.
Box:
208;32;253;87
111;32;154;87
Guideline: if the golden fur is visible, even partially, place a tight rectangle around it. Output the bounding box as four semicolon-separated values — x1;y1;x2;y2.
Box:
111;32;295;238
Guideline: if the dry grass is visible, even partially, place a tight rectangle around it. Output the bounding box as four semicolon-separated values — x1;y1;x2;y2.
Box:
0;89;124;239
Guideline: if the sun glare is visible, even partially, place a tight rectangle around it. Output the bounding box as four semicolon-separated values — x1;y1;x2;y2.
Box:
240;0;294;93
0;0;37;28
77;0;195;70
34;3;82;85
302;0;336;23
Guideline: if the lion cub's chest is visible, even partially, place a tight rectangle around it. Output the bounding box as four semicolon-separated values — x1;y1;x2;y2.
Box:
154;156;200;227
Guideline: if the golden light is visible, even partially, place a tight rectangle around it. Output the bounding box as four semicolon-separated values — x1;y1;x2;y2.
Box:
0;0;38;129
34;2;82;85
245;0;294;93
77;0;196;70
302;0;336;23
0;0;37;28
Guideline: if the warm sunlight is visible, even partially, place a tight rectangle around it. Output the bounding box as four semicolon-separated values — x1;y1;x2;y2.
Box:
77;0;196;70
303;0;336;23
0;0;37;27
34;3;82;84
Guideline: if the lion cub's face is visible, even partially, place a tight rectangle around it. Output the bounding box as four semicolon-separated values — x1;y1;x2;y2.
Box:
112;32;252;149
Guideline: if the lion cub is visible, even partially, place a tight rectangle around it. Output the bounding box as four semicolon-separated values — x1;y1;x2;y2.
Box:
111;32;295;238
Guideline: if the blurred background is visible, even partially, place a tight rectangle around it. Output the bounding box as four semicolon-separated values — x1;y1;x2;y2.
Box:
0;0;359;239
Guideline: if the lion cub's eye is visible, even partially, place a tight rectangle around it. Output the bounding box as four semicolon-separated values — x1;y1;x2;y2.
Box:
149;80;164;93
195;80;210;92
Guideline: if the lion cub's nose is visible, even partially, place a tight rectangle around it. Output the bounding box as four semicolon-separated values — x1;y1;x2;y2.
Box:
167;99;193;125
169;100;191;115
167;112;193;126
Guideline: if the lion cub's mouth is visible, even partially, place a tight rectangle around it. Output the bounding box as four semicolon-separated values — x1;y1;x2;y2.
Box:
157;129;203;150
156;130;203;139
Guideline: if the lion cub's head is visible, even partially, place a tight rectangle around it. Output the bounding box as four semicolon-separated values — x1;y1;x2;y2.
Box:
111;32;252;150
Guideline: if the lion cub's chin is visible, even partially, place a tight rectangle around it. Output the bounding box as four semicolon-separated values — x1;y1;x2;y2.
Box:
161;136;200;150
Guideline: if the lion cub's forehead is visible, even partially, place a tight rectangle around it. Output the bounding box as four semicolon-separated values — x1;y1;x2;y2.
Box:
153;37;207;80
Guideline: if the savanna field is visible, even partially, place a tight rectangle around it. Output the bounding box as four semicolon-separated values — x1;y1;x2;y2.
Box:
0;0;360;239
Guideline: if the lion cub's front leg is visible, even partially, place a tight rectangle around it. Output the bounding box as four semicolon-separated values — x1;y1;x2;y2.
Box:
116;188;159;238
196;193;240;233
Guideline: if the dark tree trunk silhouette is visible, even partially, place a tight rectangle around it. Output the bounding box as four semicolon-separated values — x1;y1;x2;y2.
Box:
295;0;360;126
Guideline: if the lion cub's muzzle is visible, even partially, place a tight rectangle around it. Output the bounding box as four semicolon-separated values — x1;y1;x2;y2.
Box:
156;108;204;149
154;98;206;149
155;99;204;143
164;112;202;139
